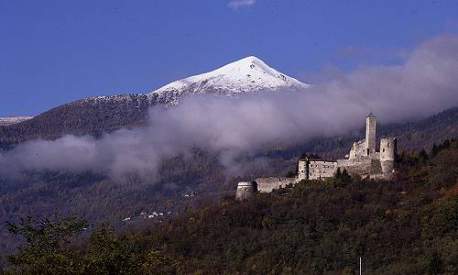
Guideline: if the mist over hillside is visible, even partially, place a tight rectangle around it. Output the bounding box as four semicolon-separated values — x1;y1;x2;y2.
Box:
1;35;458;180
1;35;458;268
2;1;458;272
3;139;458;274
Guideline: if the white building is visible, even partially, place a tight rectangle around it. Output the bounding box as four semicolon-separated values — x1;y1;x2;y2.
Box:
236;114;397;199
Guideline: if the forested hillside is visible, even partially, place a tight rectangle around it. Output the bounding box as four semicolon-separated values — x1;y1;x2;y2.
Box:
0;107;457;268
1;98;457;155
3;139;457;274
0;94;155;146
284;107;458;160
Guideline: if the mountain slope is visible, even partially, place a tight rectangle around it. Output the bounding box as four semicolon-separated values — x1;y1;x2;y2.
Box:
0;56;308;146
0;117;33;127
149;56;309;105
250;107;458;165
0;108;457;265
4;139;458;274
0;95;152;145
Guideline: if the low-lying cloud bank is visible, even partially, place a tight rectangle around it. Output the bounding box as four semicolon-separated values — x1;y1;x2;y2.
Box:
1;35;458;179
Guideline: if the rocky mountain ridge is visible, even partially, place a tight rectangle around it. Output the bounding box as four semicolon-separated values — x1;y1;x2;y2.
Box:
0;56;308;146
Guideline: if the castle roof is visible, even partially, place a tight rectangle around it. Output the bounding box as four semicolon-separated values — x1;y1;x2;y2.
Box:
299;155;337;162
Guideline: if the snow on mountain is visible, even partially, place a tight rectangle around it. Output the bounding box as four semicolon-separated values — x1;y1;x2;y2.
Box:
0;116;33;126
0;57;309;142
148;56;310;104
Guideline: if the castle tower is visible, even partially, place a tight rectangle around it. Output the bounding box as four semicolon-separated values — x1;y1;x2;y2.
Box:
380;137;397;177
297;159;308;181
365;113;377;156
235;181;257;201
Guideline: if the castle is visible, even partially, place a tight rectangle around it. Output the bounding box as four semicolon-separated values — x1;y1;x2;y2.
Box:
236;114;397;200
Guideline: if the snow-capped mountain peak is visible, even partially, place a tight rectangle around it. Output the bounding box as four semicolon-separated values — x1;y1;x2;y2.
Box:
148;56;309;104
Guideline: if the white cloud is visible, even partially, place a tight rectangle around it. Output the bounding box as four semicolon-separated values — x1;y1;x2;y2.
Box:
2;35;458;180
228;0;256;10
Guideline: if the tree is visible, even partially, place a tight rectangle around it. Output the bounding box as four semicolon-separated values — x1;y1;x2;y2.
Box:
83;225;139;274
334;168;352;187
6;216;87;274
427;252;444;275
418;149;429;163
335;168;342;178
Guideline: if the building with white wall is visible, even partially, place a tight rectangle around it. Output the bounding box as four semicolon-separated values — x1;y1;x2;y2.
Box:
236;114;397;199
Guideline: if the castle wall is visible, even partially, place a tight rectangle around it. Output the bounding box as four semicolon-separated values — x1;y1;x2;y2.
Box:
255;177;295;193
236;114;397;198
380;138;396;161
307;160;338;180
236;181;257;200
370;158;383;175
349;140;367;160
337;158;372;178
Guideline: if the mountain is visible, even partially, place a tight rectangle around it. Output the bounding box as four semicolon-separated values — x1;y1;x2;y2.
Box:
0;94;152;146
148;56;310;105
3;139;458;273
0;56;308;146
273;107;458;161
0;116;33;126
0;107;457;264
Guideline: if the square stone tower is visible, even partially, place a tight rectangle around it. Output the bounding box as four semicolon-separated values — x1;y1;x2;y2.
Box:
365;113;376;156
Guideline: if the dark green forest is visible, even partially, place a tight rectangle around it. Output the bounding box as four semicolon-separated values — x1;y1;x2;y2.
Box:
2;139;457;274
1;107;457;262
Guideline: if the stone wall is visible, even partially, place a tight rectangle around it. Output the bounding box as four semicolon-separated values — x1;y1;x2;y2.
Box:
308;160;338;180
235;181;257;200
255;177;296;193
236;114;398;198
337;157;372;178
370;158;383;175
380;137;397;176
349;139;367;160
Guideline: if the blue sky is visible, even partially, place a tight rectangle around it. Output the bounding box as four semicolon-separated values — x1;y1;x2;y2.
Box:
1;0;458;116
